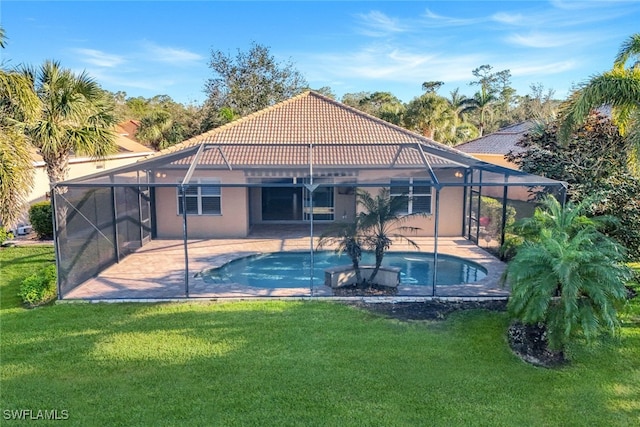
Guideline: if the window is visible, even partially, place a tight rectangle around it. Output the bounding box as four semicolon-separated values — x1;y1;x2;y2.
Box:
177;180;221;215
390;178;432;214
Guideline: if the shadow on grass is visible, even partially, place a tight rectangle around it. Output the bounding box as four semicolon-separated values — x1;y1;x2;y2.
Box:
1;300;639;425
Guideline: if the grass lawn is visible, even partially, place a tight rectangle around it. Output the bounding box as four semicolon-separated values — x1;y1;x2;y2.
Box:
1;246;639;426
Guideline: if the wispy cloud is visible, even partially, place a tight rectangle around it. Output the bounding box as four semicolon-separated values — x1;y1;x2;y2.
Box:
354;11;409;37
506;32;583;48
140;41;204;64
491;12;523;25
511;60;577;77
422;9;485;27
73;48;125;68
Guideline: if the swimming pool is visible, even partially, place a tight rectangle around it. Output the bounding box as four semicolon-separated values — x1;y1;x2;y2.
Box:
201;251;487;288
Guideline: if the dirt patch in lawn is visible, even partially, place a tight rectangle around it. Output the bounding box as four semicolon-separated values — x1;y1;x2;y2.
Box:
343;299;508;321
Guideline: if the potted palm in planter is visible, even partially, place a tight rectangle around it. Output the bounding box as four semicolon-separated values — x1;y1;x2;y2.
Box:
318;188;429;290
502;196;631;367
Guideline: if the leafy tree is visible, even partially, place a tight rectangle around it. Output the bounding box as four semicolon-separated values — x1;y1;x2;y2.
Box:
0;28;39;228
466;86;497;136
559;33;640;170
503;196;630;352
507;112;640;260
354;91;405;125
204;43;308;118
22;60;117;185
511;83;559;122
404;92;454;141
421;81;444;93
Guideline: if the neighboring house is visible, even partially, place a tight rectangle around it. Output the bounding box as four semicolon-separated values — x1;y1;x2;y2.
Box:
27;120;152;204
53;92;564;294
455;122;535;201
454;121;534;170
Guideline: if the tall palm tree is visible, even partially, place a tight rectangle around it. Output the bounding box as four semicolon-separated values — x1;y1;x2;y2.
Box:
503;196;630;352
467;86;497;136
559;34;640;169
0;28;40;229
23;60;117;186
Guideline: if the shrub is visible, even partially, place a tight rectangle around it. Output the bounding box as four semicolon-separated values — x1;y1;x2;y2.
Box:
18;264;57;307
29;201;53;240
0;228;13;245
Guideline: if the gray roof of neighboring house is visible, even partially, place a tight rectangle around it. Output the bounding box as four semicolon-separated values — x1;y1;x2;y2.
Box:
455;121;534;155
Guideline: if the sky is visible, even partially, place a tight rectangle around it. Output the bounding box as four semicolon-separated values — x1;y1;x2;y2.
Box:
1;1;639;106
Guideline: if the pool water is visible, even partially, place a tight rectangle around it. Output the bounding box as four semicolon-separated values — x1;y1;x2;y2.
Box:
201;251;487;288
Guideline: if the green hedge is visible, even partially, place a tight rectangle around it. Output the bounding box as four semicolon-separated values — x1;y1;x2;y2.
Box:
29;201;53;239
18;264;57;307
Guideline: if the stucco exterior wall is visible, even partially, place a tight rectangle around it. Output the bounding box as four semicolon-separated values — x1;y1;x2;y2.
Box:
153;170;249;238
151;168;467;239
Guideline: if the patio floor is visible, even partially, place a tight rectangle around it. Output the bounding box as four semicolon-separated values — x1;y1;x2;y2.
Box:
62;229;508;301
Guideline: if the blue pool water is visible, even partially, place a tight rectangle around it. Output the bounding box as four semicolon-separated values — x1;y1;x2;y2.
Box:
201;251;487;288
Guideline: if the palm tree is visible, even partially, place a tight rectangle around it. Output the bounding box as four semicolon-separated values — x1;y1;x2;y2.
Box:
357;188;427;284
317;218;364;285
466;86;497;136
0;28;40;229
404;93;455;141
559;33;640;169
503;196;630;353
23;60;117;186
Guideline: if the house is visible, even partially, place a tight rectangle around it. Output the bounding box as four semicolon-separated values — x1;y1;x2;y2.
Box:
52;92;565;295
26;120;152;204
454;121;534;170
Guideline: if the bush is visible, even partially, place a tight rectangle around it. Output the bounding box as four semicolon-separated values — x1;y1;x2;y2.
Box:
479;197;516;241
29;201;53;240
18;264;57;307
0;228;13;245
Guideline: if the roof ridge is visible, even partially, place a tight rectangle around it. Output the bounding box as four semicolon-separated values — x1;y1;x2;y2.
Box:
305;90;470;157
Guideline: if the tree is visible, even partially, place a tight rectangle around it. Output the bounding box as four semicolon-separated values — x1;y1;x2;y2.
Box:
466;86;497;136
204;43;308;118
404;92;455;141
357;188;427;284
23;60;117;186
0;28;39;228
421;81;444;93
559;33;640;169
503;196;630;355
317;218;364;285
507;112;640;260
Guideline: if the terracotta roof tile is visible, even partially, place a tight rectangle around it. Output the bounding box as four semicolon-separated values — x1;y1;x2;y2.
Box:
150;91;476;167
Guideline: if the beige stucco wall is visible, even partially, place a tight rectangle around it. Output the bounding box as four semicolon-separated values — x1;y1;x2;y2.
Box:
151;168;467;239
153;170;249;238
356;169;464;237
28;154;152;204
467;153;533;202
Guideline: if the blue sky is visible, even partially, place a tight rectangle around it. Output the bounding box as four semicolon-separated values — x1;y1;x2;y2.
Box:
2;1;639;105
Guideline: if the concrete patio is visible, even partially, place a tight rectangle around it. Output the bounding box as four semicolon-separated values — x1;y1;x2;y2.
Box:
62;231;508;301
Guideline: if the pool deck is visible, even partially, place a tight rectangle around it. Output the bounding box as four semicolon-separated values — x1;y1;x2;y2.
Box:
62;233;509;302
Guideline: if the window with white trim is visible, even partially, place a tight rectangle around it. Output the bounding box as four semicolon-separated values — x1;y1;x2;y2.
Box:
390;178;432;214
177;179;221;215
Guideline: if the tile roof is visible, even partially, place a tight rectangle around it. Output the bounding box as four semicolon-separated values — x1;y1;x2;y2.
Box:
149;91;477;168
455;121;534;155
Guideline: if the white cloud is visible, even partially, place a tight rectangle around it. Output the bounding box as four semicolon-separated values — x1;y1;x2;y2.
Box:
73;48;125;68
511;60;577;77
506;32;584;48
422;8;485;27
491;12;523;25
140;41;204;65
355;11;409;37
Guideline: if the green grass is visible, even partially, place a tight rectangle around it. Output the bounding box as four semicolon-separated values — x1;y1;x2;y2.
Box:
1;247;639;426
